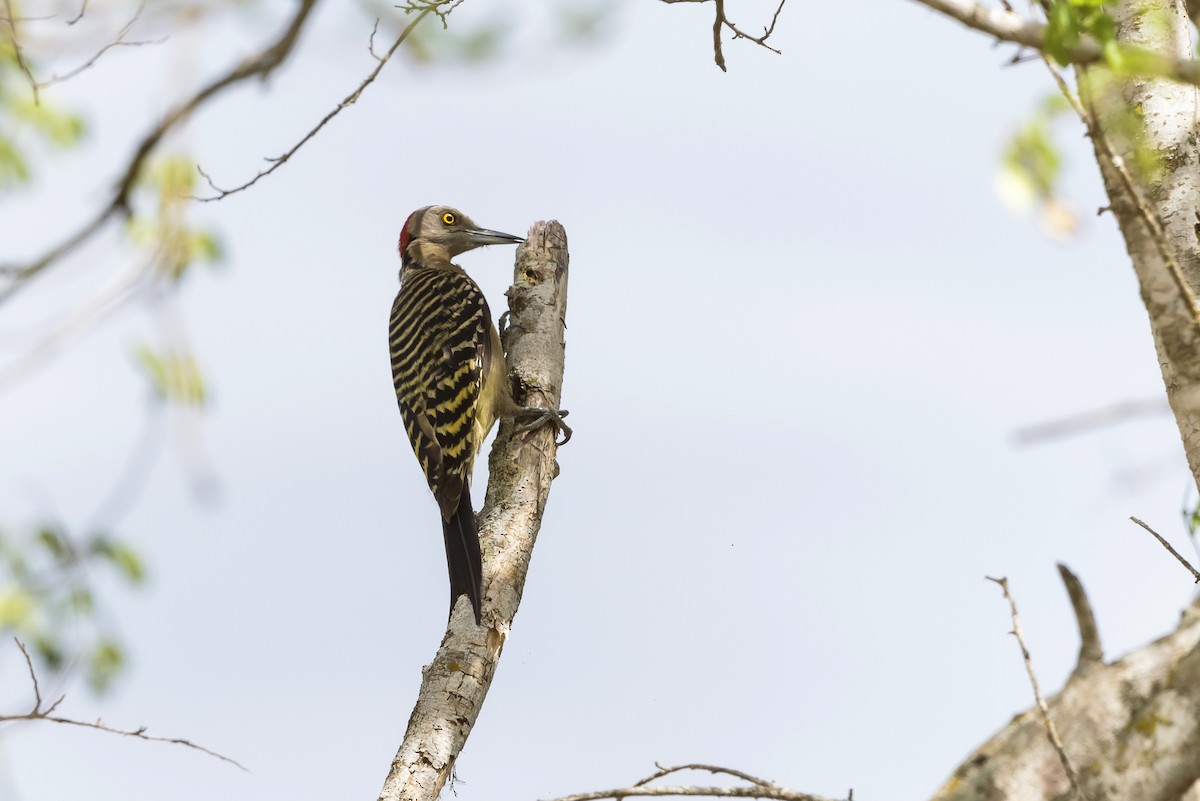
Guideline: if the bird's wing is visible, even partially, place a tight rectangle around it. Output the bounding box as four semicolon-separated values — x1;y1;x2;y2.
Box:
390;269;491;518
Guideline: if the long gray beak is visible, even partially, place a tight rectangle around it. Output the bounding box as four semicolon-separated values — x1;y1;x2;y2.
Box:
465;227;524;246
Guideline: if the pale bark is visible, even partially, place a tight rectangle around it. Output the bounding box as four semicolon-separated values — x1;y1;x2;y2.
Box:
930;2;1200;799
376;222;569;801
1087;0;1200;491
931;595;1200;801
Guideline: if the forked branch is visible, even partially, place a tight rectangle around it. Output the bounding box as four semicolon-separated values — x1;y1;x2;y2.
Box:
659;0;786;71
1;639;244;769
195;0;453;201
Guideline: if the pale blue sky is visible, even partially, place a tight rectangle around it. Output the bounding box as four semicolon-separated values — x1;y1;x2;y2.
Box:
1;2;1195;800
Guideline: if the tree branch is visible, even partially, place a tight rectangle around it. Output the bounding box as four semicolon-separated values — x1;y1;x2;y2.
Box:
1130;516;1200;582
38;0;165;90
907;0;1200;86
544;763;845;801
1013;396;1170;445
0;0;320;307
986;576;1090;801
1056;563;1103;676
66;0;89;26
659;0;785;72
195;0;450;201
933;589;1200;799
1;638;244;770
3;0;40;104
1068;0;1200;500
376;221;569;801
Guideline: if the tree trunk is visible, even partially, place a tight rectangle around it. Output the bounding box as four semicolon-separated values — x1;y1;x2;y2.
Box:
933;2;1200;799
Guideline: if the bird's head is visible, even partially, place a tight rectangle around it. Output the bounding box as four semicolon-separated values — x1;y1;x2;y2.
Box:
399;205;523;266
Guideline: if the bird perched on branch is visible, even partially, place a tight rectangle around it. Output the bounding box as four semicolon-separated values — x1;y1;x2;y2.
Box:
389;205;570;625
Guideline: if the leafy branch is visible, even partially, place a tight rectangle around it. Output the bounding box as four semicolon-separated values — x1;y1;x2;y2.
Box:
911;0;1200;85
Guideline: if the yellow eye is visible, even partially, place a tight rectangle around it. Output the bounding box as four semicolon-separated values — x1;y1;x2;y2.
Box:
442;212;456;225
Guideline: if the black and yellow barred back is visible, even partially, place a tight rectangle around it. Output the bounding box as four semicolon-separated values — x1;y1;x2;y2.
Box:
390;265;495;623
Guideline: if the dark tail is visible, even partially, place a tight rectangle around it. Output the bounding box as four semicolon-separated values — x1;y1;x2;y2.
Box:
442;488;483;625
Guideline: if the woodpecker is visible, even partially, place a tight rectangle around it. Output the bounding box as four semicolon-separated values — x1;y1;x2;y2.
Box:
390;205;569;625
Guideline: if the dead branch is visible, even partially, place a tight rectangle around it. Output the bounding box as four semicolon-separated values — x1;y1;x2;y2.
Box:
1;638;244;770
1130;516;1200;582
543;763;844;801
195;0;450;202
1056;563;1102;675
0;0;320;307
659;0;785;72
986;576;1090;800
1013;397;1170;445
67;0;88;25
39;0;165;90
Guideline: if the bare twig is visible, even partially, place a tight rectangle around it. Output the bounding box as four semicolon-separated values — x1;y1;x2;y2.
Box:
712;0;725;71
1014;396;1170;445
1130;516;1200;582
986;576;1090;800
368;17;383;61
420;0;464;28
659;0;785;71
195;0;447;201
40;1;164;89
0;0;320;307
2;638;245;770
66;0;89;25
15;639;42;710
909;0;1200;86
725;0;784;55
544;763;843;801
1056;563;1103;674
3;0;40;105
42;36;166;87
635;764;779;788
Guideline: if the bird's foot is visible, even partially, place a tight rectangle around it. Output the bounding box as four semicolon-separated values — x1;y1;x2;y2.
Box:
515;406;571;446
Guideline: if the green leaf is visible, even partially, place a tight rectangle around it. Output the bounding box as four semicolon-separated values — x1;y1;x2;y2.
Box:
70;587;94;615
145;154;197;199
34;635;65;671
1045;2;1080;66
10;99;87;148
35;526;71;562
1184;498;1200;537
0;585;36;628
187;230;223;265
90;538;146;585
0;136;30;188
133;344;169;400
88;639;125;693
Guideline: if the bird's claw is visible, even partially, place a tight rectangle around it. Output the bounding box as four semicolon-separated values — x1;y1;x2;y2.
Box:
515;407;571;446
498;310;511;338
